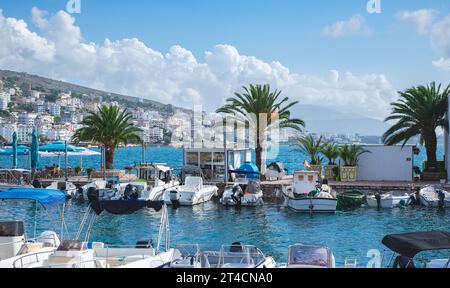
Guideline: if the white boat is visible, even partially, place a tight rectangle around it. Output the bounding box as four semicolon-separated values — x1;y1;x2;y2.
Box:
367;191;411;209
46;181;77;199
170;243;277;268
163;176;218;206
220;178;264;207
12;199;180;268
282;171;337;213
282;244;336;268
132;164;180;201
80;178;121;201
0;189;66;268
419;186;450;208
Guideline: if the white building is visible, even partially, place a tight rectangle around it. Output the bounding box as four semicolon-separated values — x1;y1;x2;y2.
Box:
47;103;61;117
0;123;16;143
16;125;34;143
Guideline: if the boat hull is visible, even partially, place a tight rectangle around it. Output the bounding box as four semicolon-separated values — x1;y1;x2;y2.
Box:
163;187;218;206
220;190;264;207
285;197;337;213
367;195;410;209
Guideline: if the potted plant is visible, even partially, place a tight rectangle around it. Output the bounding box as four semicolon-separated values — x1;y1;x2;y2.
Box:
339;144;369;182
86;168;95;181
293;135;324;176
74;166;82;176
322;142;339;180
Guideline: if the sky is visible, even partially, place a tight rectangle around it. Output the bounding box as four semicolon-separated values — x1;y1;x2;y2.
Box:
0;0;450;120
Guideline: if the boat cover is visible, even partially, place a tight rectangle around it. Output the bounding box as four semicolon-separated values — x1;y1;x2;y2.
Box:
90;200;164;215
0;188;66;209
382;231;450;258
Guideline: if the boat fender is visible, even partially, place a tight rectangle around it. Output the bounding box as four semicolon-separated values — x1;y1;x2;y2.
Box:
32;179;42;188
438;191;446;209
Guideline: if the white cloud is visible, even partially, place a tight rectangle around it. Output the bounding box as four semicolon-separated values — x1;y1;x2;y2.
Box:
397;9;437;34
322;15;371;38
0;7;397;118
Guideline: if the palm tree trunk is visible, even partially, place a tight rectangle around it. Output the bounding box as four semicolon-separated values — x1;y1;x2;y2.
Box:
424;131;438;171
105;146;115;170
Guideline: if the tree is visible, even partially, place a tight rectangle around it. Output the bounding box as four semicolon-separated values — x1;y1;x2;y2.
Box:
382;82;449;171
72;105;142;169
322;142;340;165
293;135;324;165
217;84;304;172
339;144;369;167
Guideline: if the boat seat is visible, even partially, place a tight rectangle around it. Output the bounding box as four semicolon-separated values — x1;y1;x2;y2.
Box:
19;243;46;255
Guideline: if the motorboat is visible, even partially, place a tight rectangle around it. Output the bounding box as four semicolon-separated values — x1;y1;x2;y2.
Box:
132;164;180;201
0;189;66;268
366;191;411;209
163;176;218;206
79;177;121;202
265;162;287;181
281;244;336;268
382;231;450;268
169;243;277;268
46;181;78;199
282;170;337;213
12;198;180;268
220;163;264;207
220;179;263;207
0;169;33;192
418;186;450;208
336;190;365;210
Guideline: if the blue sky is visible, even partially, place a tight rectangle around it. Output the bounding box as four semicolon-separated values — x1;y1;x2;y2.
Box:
1;0;450;117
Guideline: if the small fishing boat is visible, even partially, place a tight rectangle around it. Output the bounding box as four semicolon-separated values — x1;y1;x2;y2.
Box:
163;176;218;206
282;244;336;268
367;191;411;209
131;164;180;201
282;171;337;213
170;243;277;268
337;190;365;210
419;186;450;208
382;231;450;268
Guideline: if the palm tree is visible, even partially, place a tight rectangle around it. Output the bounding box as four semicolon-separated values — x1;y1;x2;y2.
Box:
339;144;369;167
293;135;324;165
72;105;142;169
322;142;340;165
217;84;304;172
382;82;449;170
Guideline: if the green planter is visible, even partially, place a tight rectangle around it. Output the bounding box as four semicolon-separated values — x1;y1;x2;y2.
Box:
324;165;338;180
340;166;357;182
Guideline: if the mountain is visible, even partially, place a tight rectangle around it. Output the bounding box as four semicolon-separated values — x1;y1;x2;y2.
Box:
291;105;389;136
0;70;189;114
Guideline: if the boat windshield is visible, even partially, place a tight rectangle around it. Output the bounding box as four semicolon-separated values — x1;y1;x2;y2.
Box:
288;245;331;268
215;245;265;268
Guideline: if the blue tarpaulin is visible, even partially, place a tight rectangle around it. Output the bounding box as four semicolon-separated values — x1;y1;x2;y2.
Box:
0;188;66;209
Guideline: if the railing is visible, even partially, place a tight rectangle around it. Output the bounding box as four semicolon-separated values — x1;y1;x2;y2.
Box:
13;250;55;268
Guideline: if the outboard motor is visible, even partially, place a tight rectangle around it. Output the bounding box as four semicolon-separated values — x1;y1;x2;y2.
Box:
0;221;25;260
170;190;181;206
375;193;382;210
36;231;60;248
437;190;446;209
32;179;42;188
123;184;139;200
87;187;99;204
231;185;243;206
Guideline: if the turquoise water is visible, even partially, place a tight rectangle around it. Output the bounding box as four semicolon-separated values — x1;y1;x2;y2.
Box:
0;144;448;267
0;144;444;174
0;200;449;267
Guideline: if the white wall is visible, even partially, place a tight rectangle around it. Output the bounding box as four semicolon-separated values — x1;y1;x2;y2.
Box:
357;145;413;181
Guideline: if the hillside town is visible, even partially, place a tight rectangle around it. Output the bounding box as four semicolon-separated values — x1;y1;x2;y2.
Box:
0;77;378;147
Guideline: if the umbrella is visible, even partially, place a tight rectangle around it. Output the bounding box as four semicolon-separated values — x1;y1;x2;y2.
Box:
30;129;39;171
12;131;17;168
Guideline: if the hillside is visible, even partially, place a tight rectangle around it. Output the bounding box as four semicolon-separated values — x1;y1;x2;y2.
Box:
0;70;189;115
